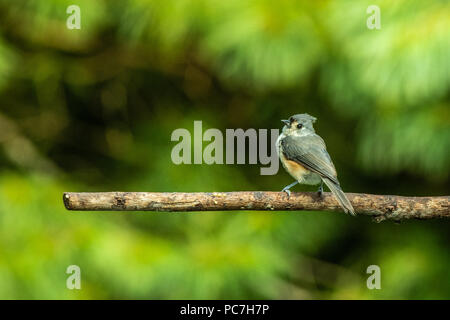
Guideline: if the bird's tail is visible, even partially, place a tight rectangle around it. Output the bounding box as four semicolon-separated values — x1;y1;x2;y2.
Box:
322;178;355;215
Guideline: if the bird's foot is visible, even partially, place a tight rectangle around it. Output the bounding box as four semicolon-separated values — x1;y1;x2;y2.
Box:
317;183;324;198
282;188;291;198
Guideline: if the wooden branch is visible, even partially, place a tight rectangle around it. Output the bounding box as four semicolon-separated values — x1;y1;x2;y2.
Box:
63;192;450;222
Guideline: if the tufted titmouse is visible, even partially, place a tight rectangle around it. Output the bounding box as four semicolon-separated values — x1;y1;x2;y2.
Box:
276;114;355;215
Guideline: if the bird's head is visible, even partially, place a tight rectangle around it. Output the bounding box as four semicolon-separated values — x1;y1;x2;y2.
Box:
281;113;317;135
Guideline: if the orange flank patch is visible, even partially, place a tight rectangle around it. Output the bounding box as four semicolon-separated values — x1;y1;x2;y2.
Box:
285;159;309;177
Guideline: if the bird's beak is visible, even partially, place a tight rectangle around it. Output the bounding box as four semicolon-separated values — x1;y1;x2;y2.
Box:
281;120;290;126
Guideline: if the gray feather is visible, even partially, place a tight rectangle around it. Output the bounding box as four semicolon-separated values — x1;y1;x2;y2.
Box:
322;178;355;215
281;134;355;215
281;134;338;184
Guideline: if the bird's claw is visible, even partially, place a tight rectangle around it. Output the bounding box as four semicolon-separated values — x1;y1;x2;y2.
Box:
281;181;298;199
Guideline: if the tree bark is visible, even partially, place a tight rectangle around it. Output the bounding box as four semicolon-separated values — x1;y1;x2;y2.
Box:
63;191;450;222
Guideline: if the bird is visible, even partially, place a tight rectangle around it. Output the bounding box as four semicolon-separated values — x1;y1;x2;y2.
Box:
276;113;355;215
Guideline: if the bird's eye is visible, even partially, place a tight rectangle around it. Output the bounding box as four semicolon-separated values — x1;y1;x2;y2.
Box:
297;123;303;129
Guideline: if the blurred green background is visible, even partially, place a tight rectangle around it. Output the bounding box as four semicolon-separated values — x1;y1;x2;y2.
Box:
0;0;449;299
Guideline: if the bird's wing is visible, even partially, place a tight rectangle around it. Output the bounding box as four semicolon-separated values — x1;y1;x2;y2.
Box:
281;134;339;185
